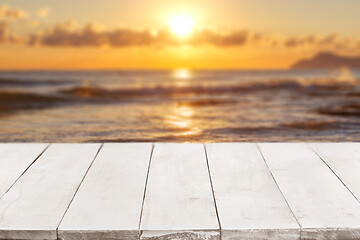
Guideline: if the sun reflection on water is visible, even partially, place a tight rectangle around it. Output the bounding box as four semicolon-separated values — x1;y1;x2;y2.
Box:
165;104;202;137
173;69;191;87
173;69;191;79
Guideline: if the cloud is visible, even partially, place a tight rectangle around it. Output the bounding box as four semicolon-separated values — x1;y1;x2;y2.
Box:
31;21;358;52
28;21;251;47
28;20;39;28
0;21;23;43
0;5;27;20
284;35;316;48
0;5;27;44
1;19;359;54
318;33;339;45
0;21;7;42
37;7;49;18
189;29;249;46
280;33;360;54
28;21;150;47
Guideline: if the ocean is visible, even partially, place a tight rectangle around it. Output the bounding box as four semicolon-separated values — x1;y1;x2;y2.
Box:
0;69;359;142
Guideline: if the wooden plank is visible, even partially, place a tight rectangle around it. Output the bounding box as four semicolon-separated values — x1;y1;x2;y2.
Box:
206;143;300;240
0;143;48;199
58;143;153;240
140;143;219;240
0;143;101;240
258;143;360;240
309;143;360;200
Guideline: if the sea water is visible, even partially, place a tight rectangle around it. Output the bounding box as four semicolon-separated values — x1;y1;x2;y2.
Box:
0;69;359;142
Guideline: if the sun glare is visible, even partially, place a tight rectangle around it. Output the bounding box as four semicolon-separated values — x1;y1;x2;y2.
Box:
169;14;194;38
173;69;191;79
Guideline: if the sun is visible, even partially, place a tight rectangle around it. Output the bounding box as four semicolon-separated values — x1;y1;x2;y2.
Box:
169;14;194;38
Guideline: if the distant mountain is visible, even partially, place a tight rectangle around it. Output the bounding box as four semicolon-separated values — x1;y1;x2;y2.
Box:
291;52;360;69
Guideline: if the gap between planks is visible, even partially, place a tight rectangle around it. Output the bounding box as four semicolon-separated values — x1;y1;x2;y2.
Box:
256;143;302;240
0;143;50;199
203;144;222;239
55;143;104;236
307;143;360;204
138;143;155;238
256;143;302;228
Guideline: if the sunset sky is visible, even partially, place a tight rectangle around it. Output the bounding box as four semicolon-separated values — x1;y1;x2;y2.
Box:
1;0;360;69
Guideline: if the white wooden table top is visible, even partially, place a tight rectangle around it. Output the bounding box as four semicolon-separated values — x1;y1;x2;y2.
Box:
0;142;359;240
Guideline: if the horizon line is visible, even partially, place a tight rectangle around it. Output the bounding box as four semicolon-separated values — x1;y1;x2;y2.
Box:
0;67;301;72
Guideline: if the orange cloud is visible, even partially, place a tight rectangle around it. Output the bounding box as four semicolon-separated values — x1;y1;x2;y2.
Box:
281;33;360;54
0;21;7;42
0;5;27;20
0;18;358;56
284;35;316;48
26;21;360;53
0;21;23;43
37;7;49;18
28;21;250;47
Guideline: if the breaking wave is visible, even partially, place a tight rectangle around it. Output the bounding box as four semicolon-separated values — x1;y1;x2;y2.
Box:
0;91;68;114
59;76;360;99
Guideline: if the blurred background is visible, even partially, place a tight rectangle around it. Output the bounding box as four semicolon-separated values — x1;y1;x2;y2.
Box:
1;0;360;142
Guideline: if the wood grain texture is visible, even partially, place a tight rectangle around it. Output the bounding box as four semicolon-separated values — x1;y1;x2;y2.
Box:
309;143;360;200
0;143;101;240
258;143;360;239
222;229;300;240
0;143;48;198
58;143;153;240
140;143;219;240
206;143;300;240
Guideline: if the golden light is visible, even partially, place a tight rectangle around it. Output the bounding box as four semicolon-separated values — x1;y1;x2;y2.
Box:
165;104;202;138
173;69;191;79
169;14;194;38
166;105;193;128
